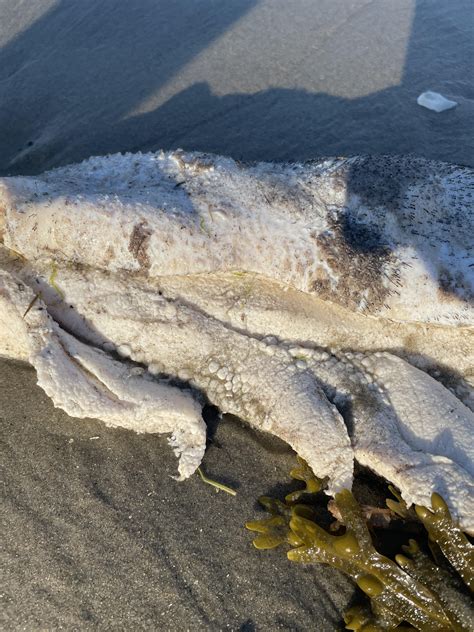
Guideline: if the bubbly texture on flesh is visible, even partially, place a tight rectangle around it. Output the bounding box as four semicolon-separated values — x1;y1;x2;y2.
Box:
0;269;206;480
1;150;472;325
0;150;472;531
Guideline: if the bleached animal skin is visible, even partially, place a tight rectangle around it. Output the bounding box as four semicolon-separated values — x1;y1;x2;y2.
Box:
0;150;473;530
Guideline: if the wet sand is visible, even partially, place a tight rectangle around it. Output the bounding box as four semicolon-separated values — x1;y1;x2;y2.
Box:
1;361;353;630
1;1;473;629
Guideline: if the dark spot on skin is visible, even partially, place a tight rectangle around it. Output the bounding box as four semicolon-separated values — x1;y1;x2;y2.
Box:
346;156;407;214
312;277;331;295
439;268;456;296
340;214;386;254
343;156;474;304
311;266;332;295
438;267;472;303
128;221;152;271
307;155;474;311
312;214;395;313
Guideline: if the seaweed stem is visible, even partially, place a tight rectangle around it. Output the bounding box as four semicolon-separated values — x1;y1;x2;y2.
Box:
197;467;237;496
49;261;65;298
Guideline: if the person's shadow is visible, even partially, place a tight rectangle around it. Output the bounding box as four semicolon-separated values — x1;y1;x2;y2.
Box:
0;0;472;306
0;0;472;177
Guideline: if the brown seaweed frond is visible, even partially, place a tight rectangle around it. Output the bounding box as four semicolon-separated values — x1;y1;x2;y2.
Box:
246;461;474;631
386;485;417;522
414;494;474;592
245;496;313;549
396;538;474;630
285;455;327;503
289;489;459;630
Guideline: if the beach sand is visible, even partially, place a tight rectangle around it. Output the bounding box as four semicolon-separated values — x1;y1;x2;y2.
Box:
2;361;354;630
1;1;473;629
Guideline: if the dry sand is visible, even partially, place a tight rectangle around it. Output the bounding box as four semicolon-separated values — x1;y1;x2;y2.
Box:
1;0;473;629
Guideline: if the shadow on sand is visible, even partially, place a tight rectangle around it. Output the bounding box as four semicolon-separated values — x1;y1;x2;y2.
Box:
0;0;472;176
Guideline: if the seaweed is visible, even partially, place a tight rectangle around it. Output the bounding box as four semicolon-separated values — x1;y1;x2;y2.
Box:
285;455;326;503
246;459;474;631
196;466;237;496
414;495;474;591
385;485;417;522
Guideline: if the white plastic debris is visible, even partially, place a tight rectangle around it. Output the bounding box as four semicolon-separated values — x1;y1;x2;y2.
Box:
417;91;457;113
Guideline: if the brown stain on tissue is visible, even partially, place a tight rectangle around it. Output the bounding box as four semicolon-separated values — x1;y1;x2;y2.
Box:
129;221;152;271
